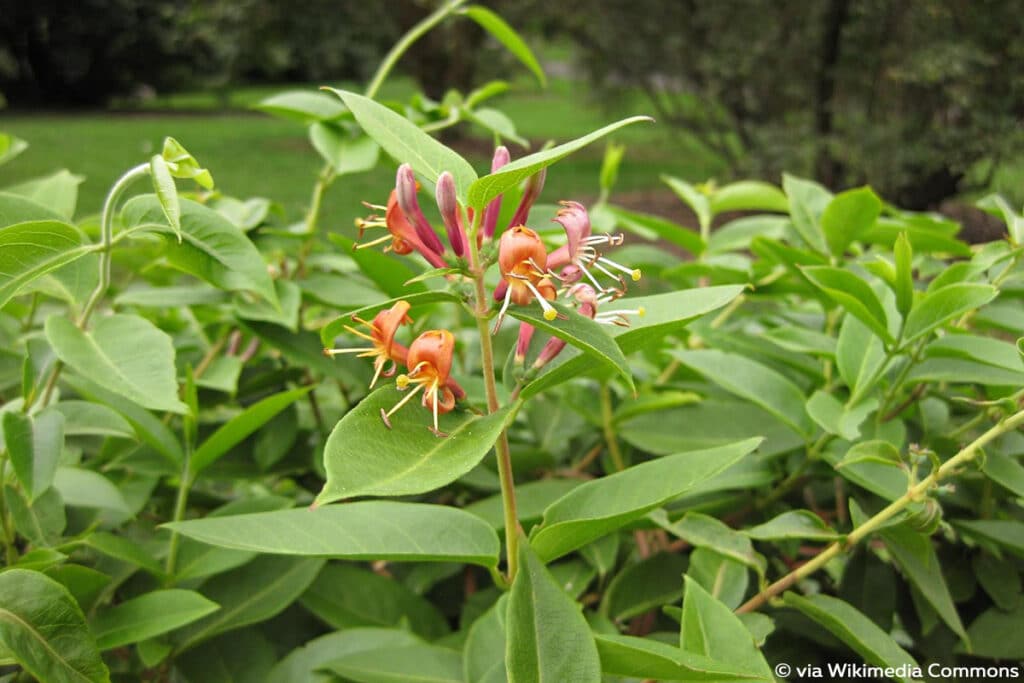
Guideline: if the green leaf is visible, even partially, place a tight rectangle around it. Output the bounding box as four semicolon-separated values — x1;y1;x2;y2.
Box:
606;204;705;256
149;154;181;242
595;633;770;682
836;315;886;396
253;90;347;123
805;390;876;441
894;233;914;316
327;88;478;200
5;170;84;220
164;502;500;567
53;467;131;516
510;300;635;394
955;519;1024;558
530;438;761;561
863;216;970;257
687;548;748;610
983;452;1024;498
0;569;110;683
663;176;711;234
802;266;893;344
468;116;653;209
309;124;381;175
0;220;95;308
707;215;788;255
82;531;165;578
6;485;65;547
973;553;1021;612
670;349;812;436
783;593;919;682
878;523;968;645
190;386;311;474
92;590;219;650
603;552;687;621
176;556;325;651
962;605;1024;659
507;537;601;683
300;564;448;639
709;180;789;215
122;195;278;308
328;234;427;298
45;314;187;414
680;576;772;678
465;597;508;683
744;510;839;541
2;408;63;501
267;628;421;683
463;5;546;86
233;279;301;331
0;191;64;226
652;511;765;575
821;186;882;257
54;401;134;439
325;642;464;683
174;629;274;683
783;174;831;253
522;285;745;399
0;133;28;166
316;386;514;504
830;440;909;501
901;283;998;344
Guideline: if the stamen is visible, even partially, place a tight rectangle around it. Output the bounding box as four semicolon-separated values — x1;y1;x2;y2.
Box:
383;380;424;421
592;260;627;286
597;256;642;281
323;346;372;356
370;358;386;388
342;324;377;344
492;286;514;335
523;280;558;321
577;261;610;292
361;201;387;211
354;234;392;250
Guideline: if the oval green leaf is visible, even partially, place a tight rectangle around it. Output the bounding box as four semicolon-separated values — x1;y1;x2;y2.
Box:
163;502;500;568
0;569;110;683
902;283;998;344
531;438;761;561
468;116;653;209
92;589;219;650
316;386;514;504
326;88;478;200
45;313;187;414
801;266;893;344
0;220;95;308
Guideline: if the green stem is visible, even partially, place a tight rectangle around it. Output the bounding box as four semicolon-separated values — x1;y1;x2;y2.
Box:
600;383;626;472
737;407;1024;614
467;208;520;581
164;456;192;578
363;0;468;100
0;453;17;565
32;163;150;411
79;163;150;328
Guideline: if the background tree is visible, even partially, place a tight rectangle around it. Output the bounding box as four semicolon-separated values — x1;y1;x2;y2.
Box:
540;0;1024;207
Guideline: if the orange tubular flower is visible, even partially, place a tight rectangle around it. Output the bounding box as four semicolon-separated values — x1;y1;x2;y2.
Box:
324;301;412;388
494;226;558;330
381;329;459;436
355;190;448;269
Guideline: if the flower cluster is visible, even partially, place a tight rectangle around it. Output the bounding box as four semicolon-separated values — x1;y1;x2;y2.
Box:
328;146;642;433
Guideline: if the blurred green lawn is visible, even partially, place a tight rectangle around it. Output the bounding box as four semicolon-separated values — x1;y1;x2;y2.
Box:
0;77;719;231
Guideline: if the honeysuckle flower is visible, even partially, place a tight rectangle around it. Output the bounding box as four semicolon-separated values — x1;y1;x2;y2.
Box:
324;301;412;388
396;163;447;257
382;329;459;436
494;225;559;330
355;190;448;269
548;201;641;293
483;146;511;239
435;171;468;257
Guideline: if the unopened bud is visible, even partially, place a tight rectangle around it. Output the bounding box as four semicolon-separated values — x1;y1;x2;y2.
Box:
483;146;511;239
396;164;445;256
509;167;546;229
435;171;466;256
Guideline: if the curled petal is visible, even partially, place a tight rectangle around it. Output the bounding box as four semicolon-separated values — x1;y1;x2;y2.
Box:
553;200;591;262
408;329;455;384
370;300;412;356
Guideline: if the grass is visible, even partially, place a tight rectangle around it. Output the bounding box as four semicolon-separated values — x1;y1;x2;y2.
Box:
0;76;720;231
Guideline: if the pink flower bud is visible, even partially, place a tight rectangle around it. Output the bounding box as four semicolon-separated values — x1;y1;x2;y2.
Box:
508;167;546;230
483;146;511;239
435;171;467;256
396;164;445;256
